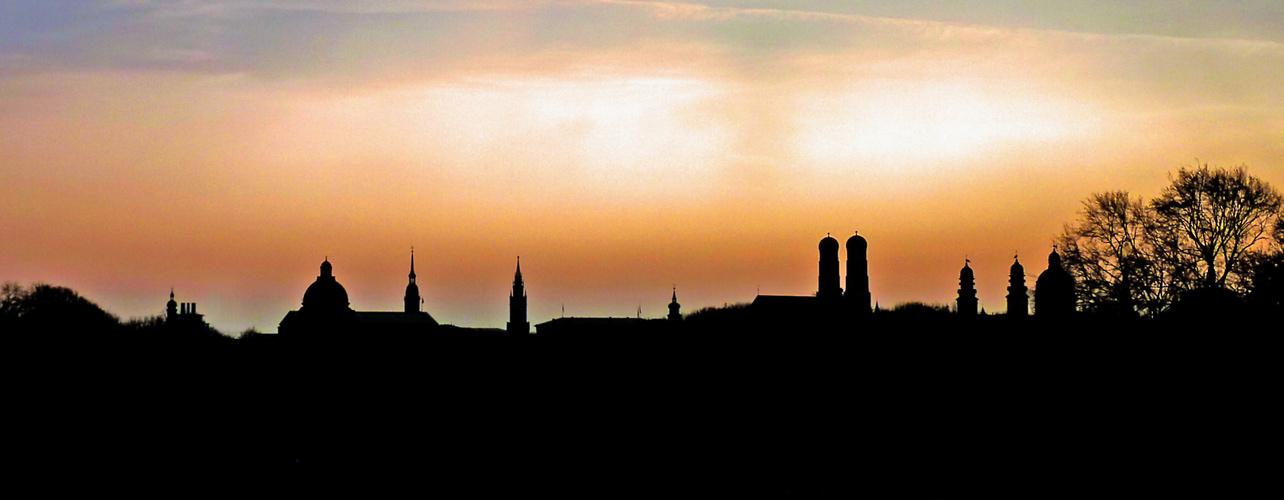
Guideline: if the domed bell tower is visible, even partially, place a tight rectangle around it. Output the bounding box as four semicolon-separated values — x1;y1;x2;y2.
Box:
957;259;978;316
845;231;871;314
1007;254;1028;316
818;234;842;299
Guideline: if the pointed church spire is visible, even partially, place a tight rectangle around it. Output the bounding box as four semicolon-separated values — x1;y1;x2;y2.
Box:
668;286;682;322
404;248;421;313
507;256;529;334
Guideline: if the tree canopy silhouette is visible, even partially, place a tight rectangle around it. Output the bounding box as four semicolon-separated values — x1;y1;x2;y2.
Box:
1;282;120;335
1152;164;1282;291
1057;191;1174;317
1058;164;1281;316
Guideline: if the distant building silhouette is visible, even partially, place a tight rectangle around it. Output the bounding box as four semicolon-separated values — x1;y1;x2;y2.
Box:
508;257;529;334
534;316;663;335
1007;255;1029;316
818;234;842;299
957;259;977;316
1035;247;1076;317
534;289;680;335
279;257;438;335
668;287;682;322
845;232;871;314
165;288;206;327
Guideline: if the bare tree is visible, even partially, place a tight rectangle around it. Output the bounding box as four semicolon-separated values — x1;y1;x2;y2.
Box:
1151;163;1283;292
1058;191;1175;317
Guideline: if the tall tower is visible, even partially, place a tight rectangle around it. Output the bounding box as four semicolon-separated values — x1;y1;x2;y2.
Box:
404;248;421;313
957;259;978;316
1007;254;1029;316
508;257;529;334
668;287;682;322
845;231;871;314
818;234;842;299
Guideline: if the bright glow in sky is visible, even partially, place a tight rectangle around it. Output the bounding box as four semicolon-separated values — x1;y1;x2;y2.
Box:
2;1;1282;331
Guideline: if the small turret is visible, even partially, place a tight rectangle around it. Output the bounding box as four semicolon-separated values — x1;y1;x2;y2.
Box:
166;288;178;321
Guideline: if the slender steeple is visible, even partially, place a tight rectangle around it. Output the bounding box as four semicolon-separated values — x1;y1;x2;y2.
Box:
404;248;421;313
668;286;682;322
508;257;529;334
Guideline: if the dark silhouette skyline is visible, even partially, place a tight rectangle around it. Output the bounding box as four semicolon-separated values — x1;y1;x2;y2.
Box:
5;3;1282;493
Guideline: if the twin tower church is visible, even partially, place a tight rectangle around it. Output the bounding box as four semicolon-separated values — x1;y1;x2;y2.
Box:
270;231;1076;335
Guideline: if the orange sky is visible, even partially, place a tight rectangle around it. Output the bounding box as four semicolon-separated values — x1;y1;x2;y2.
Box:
2;1;1282;332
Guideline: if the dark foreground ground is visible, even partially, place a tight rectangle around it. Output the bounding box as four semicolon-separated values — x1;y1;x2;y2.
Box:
9;316;1277;497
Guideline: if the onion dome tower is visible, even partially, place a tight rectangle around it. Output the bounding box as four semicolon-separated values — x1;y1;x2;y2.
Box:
818;233;842;299
957;259;978;316
302;257;351;312
1007;254;1029;316
507;257;529;334
166;288;178;321
1035;246;1076;317
668;287;682;322
405;248;421;313
844;231;871;314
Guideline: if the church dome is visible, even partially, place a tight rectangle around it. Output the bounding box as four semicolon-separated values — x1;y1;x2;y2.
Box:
960;261;974;279
1010;257;1025;276
1036;247;1076;317
819;234;839;252
846;232;867;253
302;259;350;311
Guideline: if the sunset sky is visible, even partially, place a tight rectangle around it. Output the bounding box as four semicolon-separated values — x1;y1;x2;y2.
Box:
3;1;1282;332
